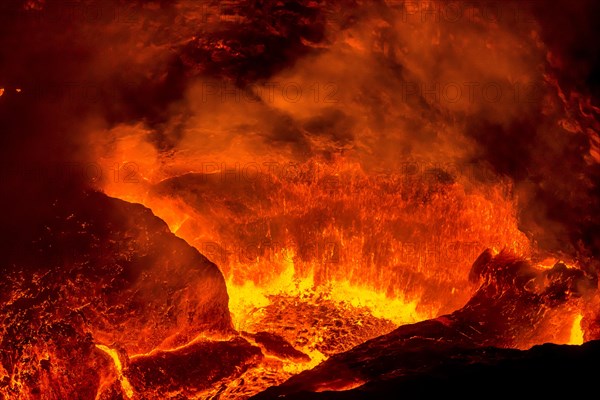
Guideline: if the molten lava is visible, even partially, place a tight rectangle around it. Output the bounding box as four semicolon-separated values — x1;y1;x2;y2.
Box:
1;0;599;399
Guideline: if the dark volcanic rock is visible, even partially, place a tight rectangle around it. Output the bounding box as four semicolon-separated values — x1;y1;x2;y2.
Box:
0;190;234;398
179;0;326;84
252;340;600;399
243;331;310;362
127;336;262;397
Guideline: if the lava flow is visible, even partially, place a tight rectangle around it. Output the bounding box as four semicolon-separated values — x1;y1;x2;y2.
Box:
1;0;600;399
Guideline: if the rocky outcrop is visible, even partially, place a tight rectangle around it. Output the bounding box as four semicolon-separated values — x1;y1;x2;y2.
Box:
0;190;241;398
251;251;597;399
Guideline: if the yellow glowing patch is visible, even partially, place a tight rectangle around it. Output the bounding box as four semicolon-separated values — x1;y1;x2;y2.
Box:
95;344;135;398
568;314;584;345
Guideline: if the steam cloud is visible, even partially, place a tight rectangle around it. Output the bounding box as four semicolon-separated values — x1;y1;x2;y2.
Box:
1;0;598;275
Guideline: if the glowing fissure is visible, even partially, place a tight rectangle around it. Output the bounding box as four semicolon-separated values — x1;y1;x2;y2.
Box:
95;344;134;399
